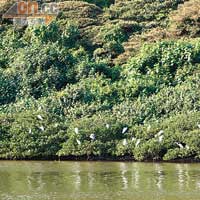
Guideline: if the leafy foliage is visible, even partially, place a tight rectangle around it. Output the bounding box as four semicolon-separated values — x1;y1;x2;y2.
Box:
0;0;200;161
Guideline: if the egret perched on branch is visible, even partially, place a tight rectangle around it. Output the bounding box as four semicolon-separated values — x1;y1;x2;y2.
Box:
76;139;81;145
175;142;184;149
54;123;59;128
131;137;136;142
135;139;141;147
38;106;42;111
158;135;164;143
122;127;128;134
123;139;128;146
106;124;110;129
39;126;45;132
75;127;79;134
90;134;95;141
155;130;164;138
37;115;43;121
29;128;32;134
185;145;190;150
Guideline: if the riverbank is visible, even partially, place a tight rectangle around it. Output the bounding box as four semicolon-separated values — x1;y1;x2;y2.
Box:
1;156;200;163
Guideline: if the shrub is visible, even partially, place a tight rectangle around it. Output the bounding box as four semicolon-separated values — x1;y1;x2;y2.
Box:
0;110;68;159
58;114;126;157
121;40;200;98
1;1;200;161
0;69;21;105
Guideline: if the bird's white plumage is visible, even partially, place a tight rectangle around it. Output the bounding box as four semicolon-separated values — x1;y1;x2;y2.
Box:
37;115;43;121
131;137;136;141
122;127;128;134
123;139;128;146
155;130;164;138
39;126;44;132
175;142;184;149
106;124;110;129
90;134;95;140
158;135;164;143
135;139;141;147
76;139;81;145
75;127;79;134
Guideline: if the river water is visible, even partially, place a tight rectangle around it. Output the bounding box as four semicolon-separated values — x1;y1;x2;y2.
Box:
0;161;200;200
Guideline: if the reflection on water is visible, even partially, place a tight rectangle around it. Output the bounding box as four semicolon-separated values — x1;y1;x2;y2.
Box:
155;164;164;191
0;161;200;200
74;162;81;191
120;163;128;190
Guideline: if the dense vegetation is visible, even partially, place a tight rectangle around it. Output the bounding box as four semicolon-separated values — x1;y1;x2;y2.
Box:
0;0;200;161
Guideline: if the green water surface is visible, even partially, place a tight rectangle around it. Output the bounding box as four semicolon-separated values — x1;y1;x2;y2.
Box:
0;161;200;200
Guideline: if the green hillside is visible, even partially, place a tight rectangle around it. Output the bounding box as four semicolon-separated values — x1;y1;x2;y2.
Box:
0;0;200;161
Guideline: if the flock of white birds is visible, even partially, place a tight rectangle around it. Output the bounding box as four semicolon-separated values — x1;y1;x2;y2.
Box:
28;114;200;150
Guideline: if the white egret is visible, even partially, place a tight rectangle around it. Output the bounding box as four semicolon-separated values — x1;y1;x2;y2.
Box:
186;145;190;150
135;139;141;147
76;139;81;145
29;128;32;134
106;124;110;129
39;126;44;132
122;127;128;134
123;139;128;146
38;106;42;111
155;130;164;138
75;127;79;134
90;134;95;140
37;115;43;121
54;123;59;128
158;135;164;143
197;124;200;129
175;142;184;149
131;137;136;141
